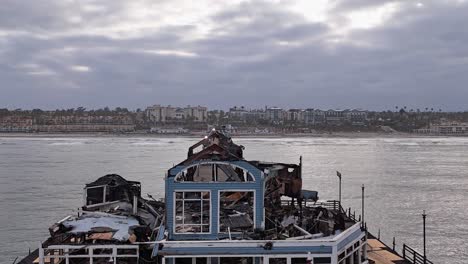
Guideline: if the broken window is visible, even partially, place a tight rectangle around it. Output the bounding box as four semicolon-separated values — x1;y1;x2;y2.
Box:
313;257;332;264
173;257;207;264
175;191;210;233
268;258;287;264
86;186;105;205
219;191;254;233
175;163;254;182
219;257;253;264
291;258;307;264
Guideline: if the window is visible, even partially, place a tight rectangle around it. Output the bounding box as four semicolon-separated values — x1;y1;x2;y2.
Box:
175;163;254;182
86;186;105;205
219;191;254;232
268;258;286;264
220;257;253;264
173;258;207;264
314;257;331;264
175;191;210;233
291;258;307;264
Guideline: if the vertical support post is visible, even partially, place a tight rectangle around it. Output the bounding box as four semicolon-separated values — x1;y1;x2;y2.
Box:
331;245;338;264
423;210;427;264
392;237;396;251
336;171;342;207
378;229;380;240
65;248;69;264
38;242;44;264
103;186;107;203
403;244;406;259
113;246;117;263
133;195;138;215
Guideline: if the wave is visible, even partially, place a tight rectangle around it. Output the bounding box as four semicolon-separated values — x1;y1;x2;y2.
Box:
131;142;165;146
49;142;85;146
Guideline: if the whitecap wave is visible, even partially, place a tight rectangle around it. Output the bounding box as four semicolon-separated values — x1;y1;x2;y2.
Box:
49;142;85;146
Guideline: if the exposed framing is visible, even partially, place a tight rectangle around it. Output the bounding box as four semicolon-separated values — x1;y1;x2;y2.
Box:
217;189;256;234
174;161;256;183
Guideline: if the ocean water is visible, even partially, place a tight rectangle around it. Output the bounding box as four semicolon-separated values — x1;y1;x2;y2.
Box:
0;136;467;263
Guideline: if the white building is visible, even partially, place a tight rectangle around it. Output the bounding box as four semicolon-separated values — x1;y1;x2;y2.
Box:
146;105;207;123
414;122;468;135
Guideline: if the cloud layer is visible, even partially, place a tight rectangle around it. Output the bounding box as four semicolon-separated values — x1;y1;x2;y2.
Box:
1;0;467;110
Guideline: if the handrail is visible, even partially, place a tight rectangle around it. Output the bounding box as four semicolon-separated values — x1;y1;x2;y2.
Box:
37;244;139;264
402;244;433;264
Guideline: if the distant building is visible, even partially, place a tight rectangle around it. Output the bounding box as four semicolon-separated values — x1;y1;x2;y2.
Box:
249;109;267;120
414;122;468;135
0;116;33;132
146;105;207;123
325;109;347;125
304;109;325;125
228;106;249;119
266;107;285;122
323;109;368;126
286;109;304;123
345;109;368;126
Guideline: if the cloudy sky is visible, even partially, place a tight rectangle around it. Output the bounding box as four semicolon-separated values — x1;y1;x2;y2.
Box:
1;0;467;111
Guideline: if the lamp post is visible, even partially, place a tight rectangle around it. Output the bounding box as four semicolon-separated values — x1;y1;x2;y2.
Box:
423;210;427;264
361;184;365;225
336;171;342;207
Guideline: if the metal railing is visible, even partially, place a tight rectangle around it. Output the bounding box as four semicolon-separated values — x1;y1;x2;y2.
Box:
37;244;139;264
402;244;433;264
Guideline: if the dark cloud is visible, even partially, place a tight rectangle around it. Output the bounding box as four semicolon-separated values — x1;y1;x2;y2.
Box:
0;0;467;111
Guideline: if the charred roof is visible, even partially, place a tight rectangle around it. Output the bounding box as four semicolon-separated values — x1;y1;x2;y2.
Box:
86;174;141;188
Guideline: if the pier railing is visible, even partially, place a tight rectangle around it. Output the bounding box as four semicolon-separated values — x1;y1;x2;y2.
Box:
402;244;433;264
37;244;139;264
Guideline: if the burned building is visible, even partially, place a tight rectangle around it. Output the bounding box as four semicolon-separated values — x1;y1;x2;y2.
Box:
156;130;368;264
20;130;370;264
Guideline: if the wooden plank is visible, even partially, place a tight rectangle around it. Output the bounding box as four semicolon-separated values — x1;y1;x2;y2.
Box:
367;239;410;264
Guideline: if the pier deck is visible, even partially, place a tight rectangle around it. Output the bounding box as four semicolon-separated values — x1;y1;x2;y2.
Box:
367;239;410;264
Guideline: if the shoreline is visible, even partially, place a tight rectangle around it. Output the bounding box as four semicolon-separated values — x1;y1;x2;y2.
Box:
0;131;465;138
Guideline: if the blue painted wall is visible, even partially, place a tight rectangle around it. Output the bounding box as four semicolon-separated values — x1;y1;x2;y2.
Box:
166;160;264;241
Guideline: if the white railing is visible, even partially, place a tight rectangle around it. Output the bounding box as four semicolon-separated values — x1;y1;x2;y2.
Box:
38;244;139;264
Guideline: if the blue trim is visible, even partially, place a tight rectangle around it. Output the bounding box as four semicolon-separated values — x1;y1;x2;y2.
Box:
337;227;364;251
159;246;333;255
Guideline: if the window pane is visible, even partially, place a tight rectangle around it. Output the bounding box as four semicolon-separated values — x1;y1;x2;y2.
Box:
220;257;253;264
185;192;201;199
269;258;286;264
175;191;210;233
202;202;210;224
86;187;104;205
196;258;208;264
291;258;307;264
314;257;332;264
